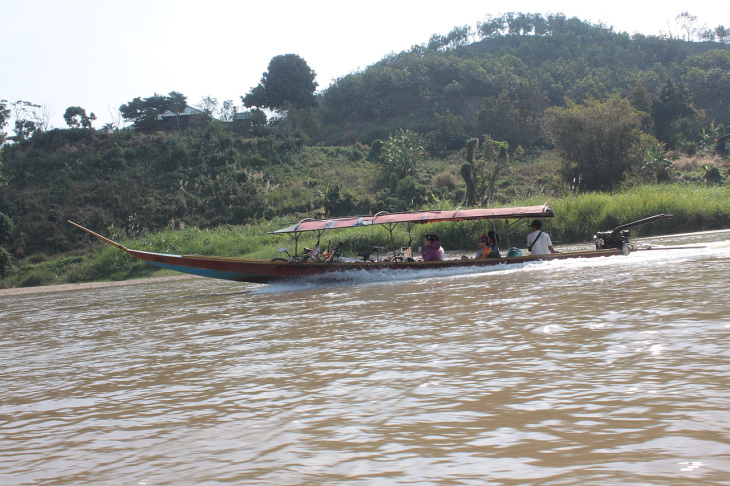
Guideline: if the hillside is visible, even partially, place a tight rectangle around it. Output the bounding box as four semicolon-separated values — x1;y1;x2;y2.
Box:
316;15;729;149
0;126;382;258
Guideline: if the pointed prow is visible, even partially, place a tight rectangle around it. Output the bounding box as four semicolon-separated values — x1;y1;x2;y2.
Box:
67;221;128;251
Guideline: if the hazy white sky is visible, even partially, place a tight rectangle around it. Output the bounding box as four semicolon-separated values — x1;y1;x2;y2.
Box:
2;0;728;128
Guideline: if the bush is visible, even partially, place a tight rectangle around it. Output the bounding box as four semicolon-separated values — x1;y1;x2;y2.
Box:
433;171;456;191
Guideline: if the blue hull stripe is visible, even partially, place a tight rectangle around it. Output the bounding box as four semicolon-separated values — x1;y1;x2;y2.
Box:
146;261;264;282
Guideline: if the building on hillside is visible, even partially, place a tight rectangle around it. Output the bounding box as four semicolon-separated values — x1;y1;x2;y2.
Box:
157;106;208;131
231;112;255;136
132;105;256;136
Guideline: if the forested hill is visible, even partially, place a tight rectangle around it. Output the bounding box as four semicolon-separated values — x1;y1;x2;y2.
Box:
1;14;729;269
316;14;729;149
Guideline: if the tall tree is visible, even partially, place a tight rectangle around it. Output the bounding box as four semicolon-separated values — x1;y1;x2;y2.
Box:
461;136;512;204
9;101;42;140
461;139;478;205
168;91;187;129
715;25;730;45
196;96;218;117
168;91;187;114
428;25;472;50
220;100;238;122
651;79;696;148
675;12;699;41
242;54;317;112
13;120;36;141
120;91;187;127
543;96;644;191
63;106;96;128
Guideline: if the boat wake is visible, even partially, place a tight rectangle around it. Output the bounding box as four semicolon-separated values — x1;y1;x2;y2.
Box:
254;237;730;294
253;260;534;294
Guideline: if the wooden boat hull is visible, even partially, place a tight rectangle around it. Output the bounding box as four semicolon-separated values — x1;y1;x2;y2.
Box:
126;247;626;284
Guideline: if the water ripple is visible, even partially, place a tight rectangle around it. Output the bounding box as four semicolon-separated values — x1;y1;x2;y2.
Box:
1;234;730;484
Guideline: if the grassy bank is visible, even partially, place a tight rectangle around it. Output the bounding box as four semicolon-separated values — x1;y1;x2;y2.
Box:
542;184;730;242
3;183;729;289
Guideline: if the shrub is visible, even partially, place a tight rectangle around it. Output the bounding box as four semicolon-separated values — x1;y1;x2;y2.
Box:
433;171;456;191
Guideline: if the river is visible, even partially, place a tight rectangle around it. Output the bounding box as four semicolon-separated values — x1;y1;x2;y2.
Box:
2;231;730;485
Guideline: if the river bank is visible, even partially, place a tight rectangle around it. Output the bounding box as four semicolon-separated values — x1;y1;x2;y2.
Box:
0;274;200;297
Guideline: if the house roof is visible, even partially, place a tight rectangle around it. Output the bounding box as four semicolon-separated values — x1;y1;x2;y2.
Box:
159;106;205;118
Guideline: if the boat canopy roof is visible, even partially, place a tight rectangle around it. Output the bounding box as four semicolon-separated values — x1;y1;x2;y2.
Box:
272;205;553;234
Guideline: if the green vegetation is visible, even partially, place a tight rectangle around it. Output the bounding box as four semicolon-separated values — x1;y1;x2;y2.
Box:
317;14;730;149
1;126;379;258
2;13;730;288
3;184;730;288
545;184;730;242
63;106;96;129
242;54;318;112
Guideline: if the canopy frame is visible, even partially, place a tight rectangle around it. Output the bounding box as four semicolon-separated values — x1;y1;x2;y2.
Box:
272;205;554;259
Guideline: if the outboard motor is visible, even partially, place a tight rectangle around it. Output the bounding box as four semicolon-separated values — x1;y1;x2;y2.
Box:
595;214;673;250
594;229;631;250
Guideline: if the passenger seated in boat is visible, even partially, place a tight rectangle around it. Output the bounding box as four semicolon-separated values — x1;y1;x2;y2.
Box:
422;234;445;261
461;234;487;260
461;232;500;260
485;231;501;258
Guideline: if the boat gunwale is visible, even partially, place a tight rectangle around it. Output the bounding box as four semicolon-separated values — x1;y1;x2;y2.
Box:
139;247;624;267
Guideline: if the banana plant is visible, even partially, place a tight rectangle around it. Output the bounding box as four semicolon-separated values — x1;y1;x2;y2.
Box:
642;144;679;183
701;164;723;185
699;122;725;153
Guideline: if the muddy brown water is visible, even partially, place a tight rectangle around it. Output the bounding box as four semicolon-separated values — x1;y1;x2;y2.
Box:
2;231;730;485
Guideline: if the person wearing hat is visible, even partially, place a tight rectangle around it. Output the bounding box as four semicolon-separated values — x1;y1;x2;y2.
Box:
461;234;488;260
526;219;557;255
461;231;500;260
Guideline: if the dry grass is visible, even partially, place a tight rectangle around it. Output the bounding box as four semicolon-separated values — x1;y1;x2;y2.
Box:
673;153;725;170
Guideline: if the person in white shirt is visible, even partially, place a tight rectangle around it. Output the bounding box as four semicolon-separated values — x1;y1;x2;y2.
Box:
526;220;557;255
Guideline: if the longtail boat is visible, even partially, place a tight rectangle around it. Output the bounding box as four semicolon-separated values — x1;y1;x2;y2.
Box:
67;206;672;284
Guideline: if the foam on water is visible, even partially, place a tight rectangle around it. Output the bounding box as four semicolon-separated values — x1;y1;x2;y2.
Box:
254;260;534;294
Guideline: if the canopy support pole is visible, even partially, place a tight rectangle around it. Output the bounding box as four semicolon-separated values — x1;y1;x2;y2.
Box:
403;222;415;249
385;223;398;262
503;218;530;249
314;230;325;248
287;231;303;257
